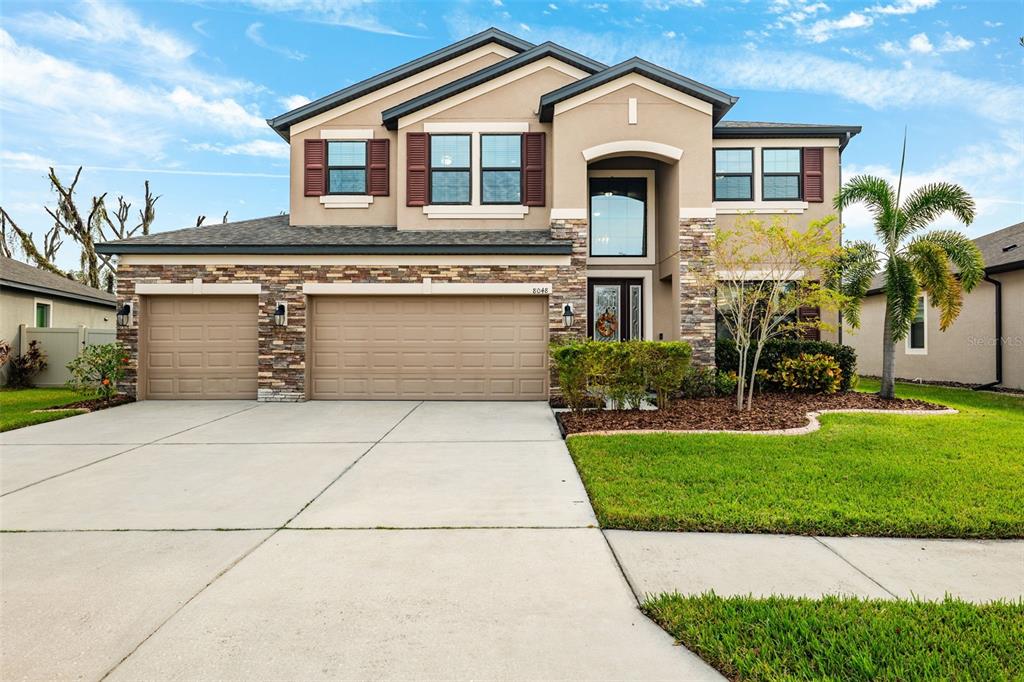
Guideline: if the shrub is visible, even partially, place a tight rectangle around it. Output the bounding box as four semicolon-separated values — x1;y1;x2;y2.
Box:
593;341;648;409
715;371;738;397
66;342;130;403
773;352;843;393
550;340;592;413
716;338;857;391
6;340;47;388
644;342;693;409
679;366;717;399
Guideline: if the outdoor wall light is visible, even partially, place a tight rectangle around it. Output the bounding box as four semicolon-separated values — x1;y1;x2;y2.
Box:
116;302;132;328
273;302;288;327
562;303;575;329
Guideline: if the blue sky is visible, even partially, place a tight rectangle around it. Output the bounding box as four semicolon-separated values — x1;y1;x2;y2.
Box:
1;0;1021;269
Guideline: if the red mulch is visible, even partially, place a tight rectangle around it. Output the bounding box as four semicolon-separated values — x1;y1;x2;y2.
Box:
557;391;945;435
38;394;134;413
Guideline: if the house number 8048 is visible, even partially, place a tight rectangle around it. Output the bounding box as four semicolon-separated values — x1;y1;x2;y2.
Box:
532;287;550;294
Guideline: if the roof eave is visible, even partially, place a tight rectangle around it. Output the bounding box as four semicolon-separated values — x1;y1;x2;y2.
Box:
714;125;863;149
0;279;117;307
96;244;573;256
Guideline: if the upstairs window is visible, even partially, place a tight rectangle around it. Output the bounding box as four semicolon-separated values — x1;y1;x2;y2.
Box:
762;148;802;200
590;177;647;257
481;134;521;204
714;148;753;201
327;141;367;195
430;134;471;204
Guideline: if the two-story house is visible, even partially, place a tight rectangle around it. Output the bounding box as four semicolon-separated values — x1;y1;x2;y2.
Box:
97;28;860;402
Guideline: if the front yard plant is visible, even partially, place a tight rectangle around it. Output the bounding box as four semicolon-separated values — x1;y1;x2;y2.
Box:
643;592;1024;682
66;342;130;404
5;340;47;388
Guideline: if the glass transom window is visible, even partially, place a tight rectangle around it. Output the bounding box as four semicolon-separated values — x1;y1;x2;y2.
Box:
762;148;802;200
714;149;753;201
589;177;647;257
430;135;471;204
327;141;366;194
481;134;521;204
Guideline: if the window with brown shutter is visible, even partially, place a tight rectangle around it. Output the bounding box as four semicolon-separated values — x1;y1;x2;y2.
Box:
367;138;389;196
522;132;545;207
803;147;824;203
304;139;326;197
798;305;821;340
406;132;429;206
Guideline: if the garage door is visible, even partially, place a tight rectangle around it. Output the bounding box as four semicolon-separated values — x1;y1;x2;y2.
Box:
310;295;548;400
143;295;258;399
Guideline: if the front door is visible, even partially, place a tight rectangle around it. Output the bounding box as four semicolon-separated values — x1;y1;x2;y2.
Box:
587;279;643;341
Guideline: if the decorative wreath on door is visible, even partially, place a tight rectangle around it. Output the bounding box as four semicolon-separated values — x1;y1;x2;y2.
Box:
596;308;618;338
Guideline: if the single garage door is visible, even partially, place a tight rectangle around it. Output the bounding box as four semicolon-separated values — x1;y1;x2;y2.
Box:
143;295;258;399
310;295;548;400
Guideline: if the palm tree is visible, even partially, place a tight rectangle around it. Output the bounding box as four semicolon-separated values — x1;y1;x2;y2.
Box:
831;143;984;399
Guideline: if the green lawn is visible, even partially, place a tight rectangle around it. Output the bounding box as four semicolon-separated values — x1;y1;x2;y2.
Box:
567;381;1024;538
0;388;87;432
642;592;1024;682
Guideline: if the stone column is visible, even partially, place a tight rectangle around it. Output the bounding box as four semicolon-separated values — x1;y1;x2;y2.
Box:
679;216;716;366
258;269;307;402
548;217;589;399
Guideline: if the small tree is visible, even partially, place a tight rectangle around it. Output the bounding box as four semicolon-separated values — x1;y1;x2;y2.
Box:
6;340;47;388
66;343;130;404
711;215;845;411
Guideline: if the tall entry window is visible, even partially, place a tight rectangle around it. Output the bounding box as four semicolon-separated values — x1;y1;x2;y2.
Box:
588;279;643;341
589;177;647;257
430;134;471;204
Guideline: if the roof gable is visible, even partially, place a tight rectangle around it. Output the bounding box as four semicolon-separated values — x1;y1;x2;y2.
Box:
267;28;533;139
381;42;606;130
539;57;737;123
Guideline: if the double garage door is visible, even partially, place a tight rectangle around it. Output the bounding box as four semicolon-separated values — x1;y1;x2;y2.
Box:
141;294;548;400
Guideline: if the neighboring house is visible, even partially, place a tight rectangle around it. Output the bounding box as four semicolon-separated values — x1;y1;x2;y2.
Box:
844;222;1023;391
0;256;116;384
97;28;860;402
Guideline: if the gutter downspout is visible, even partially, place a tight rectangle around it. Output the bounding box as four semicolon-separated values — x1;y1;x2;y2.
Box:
973;274;1002;390
837;131;851;345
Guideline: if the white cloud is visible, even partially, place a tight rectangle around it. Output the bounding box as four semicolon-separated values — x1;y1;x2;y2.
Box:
519;22;532;32
245;22;307;61
908;32;934;53
280;94;312;111
189;139;289;159
192;19;210;37
866;0;938;15
492;0;503;6
643;0;704;9
939;33;974;52
801;11;873;43
237;0;412;37
768;0;938;43
585;2;609;11
548;3;559;10
983;20;1003;28
663;30;677;39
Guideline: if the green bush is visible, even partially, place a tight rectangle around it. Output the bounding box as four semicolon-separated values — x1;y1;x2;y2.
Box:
549;339;692;411
716;338;857;391
773;352;843;393
6;340;47;388
716;370;739;397
66;343;130;403
679;366;717;399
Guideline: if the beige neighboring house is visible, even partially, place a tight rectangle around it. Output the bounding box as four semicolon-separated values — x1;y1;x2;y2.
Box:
1;256;117;385
844;222;1023;391
97;28;860;402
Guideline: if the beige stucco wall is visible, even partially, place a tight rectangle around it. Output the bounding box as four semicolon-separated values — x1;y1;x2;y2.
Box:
289;48;509;227
842;275;1023;389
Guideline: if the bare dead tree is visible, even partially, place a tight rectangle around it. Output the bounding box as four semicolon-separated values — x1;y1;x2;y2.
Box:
195;215;206;227
222;210;229;224
0;207;70;278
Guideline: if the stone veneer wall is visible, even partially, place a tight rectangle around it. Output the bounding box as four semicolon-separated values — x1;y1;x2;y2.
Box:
678;217;716;365
116;221;588;402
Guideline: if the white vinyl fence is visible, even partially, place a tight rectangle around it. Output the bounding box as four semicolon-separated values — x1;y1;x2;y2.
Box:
18;324;117;387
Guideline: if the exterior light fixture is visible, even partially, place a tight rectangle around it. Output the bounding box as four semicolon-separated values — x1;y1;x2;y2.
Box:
273;302;288;327
116;302;132;328
562;303;575;329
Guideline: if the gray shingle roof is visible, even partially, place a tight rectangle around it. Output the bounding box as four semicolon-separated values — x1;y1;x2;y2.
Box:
0;256;116;306
96;214;573;255
714;120;862;149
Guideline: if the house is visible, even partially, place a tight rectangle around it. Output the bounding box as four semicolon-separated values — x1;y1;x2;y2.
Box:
844;222;1023;391
0;256;116;385
96;28;860;402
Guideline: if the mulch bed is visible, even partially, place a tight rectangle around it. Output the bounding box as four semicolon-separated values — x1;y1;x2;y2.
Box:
35;394;134;413
557;391;946;435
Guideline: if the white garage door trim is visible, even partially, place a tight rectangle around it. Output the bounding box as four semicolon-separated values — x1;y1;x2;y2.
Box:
137;280;262;295
303;280;552;296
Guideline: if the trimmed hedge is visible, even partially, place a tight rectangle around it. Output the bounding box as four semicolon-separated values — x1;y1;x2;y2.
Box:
716;338;857;391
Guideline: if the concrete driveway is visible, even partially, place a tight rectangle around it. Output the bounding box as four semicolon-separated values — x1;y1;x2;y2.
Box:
0;401;719;681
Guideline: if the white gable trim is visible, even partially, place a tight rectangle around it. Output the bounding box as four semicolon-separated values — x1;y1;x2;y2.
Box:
397;57;589;129
290;44;517;136
553;73;714;118
582;140;683;162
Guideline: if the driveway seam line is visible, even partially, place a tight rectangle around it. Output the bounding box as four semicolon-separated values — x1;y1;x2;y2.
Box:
600;529;644;606
812;536;899;599
0;404;261;499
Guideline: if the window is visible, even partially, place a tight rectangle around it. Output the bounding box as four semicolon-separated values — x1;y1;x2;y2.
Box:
762;148;802;200
589;177;647;257
908;295;927;353
480;134;521;204
430;134;471;204
326;141;367;195
35;301;51;328
714;148;753;201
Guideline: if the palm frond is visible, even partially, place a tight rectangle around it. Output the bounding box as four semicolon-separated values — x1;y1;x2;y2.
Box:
834;175;900;246
884;256;920;342
899;182;976;237
825;241;879;329
907;239;961;330
913;229;986;292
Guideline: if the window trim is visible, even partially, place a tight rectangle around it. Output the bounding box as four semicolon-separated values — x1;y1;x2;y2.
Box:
587;175;650;260
34;299;53;328
713;147;754;202
479;133;522;206
906;293;928;355
325;140;368;196
429;133;472;206
761;147;803;201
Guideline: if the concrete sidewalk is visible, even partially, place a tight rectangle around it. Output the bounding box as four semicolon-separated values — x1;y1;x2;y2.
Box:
606;530;1024;603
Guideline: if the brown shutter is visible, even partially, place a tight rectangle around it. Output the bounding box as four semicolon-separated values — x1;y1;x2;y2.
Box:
802;147;824;203
799;306;821;340
406;132;429;206
522;132;545;207
304;139;326;197
367;138;389;196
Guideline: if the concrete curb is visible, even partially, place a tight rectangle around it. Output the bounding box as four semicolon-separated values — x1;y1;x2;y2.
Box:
565;407;959;438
